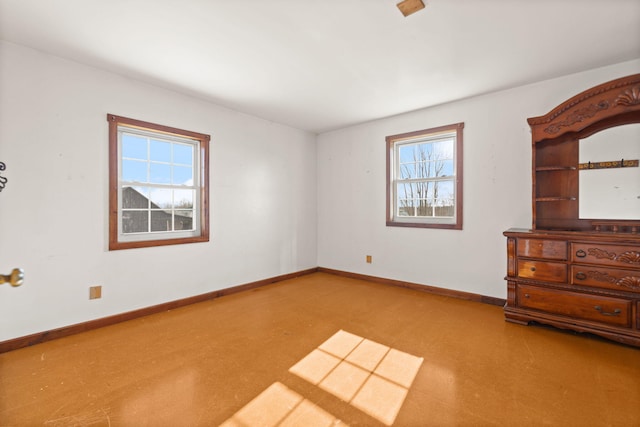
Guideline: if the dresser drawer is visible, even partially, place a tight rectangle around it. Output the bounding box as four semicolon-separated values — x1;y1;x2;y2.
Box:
517;284;632;327
571;265;640;293
517;260;567;282
571;243;640;268
517;239;567;260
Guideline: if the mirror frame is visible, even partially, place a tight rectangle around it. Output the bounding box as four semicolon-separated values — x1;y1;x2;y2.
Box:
528;73;640;232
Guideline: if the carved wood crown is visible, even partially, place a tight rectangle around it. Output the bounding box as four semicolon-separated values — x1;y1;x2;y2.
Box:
544;101;609;134
615;86;640;106
527;74;640;139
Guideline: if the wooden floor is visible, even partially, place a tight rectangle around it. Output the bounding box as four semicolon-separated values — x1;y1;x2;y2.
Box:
1;272;639;426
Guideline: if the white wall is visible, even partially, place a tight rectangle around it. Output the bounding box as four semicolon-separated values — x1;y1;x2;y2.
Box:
317;59;640;299
0;41;318;341
1;40;637;343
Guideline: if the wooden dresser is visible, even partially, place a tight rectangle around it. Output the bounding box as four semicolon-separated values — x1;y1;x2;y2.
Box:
504;229;640;346
504;74;640;347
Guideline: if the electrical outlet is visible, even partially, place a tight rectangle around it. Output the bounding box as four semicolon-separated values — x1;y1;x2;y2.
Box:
89;285;102;300
366;255;372;263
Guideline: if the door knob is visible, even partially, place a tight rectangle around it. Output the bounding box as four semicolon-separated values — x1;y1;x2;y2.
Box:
0;268;24;287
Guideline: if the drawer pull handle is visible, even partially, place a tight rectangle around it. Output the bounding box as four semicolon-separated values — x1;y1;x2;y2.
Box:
524;293;530;298
594;306;622;316
530;267;536;272
575;272;587;280
576;249;587;258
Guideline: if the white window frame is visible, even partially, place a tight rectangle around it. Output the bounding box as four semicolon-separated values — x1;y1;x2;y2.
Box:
118;127;201;242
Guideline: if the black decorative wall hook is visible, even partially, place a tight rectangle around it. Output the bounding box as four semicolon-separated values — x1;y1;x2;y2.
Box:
0;162;7;192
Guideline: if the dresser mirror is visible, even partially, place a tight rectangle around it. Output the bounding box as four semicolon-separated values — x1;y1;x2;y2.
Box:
579;123;640;220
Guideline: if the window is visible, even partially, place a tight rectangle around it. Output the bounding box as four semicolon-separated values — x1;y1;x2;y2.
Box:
108;114;210;250
386;122;463;229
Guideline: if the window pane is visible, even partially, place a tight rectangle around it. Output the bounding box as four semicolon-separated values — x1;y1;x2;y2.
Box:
399;145;416;178
414;160;436;178
174;189;194;209
398;199;435;217
396;182;408;197
122;134;147;160
173;165;193;185
122;186;149;209
432;140;454;159
434;179;455;217
411;181;434;198
150;139;171;162
397;182;432;210
122;159;148;183
401;140;454;179
174;210;194;230
430;140;454;177
434;202;455;217
399;162;415;179
399;144;416;162
173;143;193;165
397;181;456;218
150;163;171;184
122;211;148;233
150;211;172;232
416;200;434;217
415;142;433;161
397;198;415;217
434;180;454;200
149;188;172;209
438;159;455;177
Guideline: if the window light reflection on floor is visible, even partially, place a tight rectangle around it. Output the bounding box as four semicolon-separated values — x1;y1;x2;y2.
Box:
289;330;424;426
220;330;423;427
219;382;347;427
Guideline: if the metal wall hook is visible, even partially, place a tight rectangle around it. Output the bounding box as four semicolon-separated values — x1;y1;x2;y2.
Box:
0;162;7;192
0;268;24;287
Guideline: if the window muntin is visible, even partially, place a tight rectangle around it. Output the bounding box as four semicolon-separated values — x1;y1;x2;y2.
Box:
386;123;463;229
108;114;210;250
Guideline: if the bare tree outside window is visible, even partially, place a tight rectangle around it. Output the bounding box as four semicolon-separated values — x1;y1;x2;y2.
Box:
397;140;455;218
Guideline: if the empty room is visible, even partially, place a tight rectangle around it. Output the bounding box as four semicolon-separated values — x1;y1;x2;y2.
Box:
1;0;639;426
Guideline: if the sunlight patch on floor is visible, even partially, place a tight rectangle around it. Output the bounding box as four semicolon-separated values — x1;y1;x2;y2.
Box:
219;382;346;427
290;330;423;425
220;330;423;426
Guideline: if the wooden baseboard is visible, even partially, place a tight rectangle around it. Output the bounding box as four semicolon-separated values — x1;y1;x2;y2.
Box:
0;267;318;354
317;267;507;307
1;266;505;354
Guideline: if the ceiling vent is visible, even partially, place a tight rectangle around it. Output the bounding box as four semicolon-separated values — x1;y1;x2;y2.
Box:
397;0;425;17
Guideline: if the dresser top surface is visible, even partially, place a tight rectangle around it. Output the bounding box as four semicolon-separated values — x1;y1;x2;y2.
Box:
504;228;640;244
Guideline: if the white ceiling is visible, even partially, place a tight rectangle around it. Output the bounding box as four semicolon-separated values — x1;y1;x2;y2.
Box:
1;0;639;133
